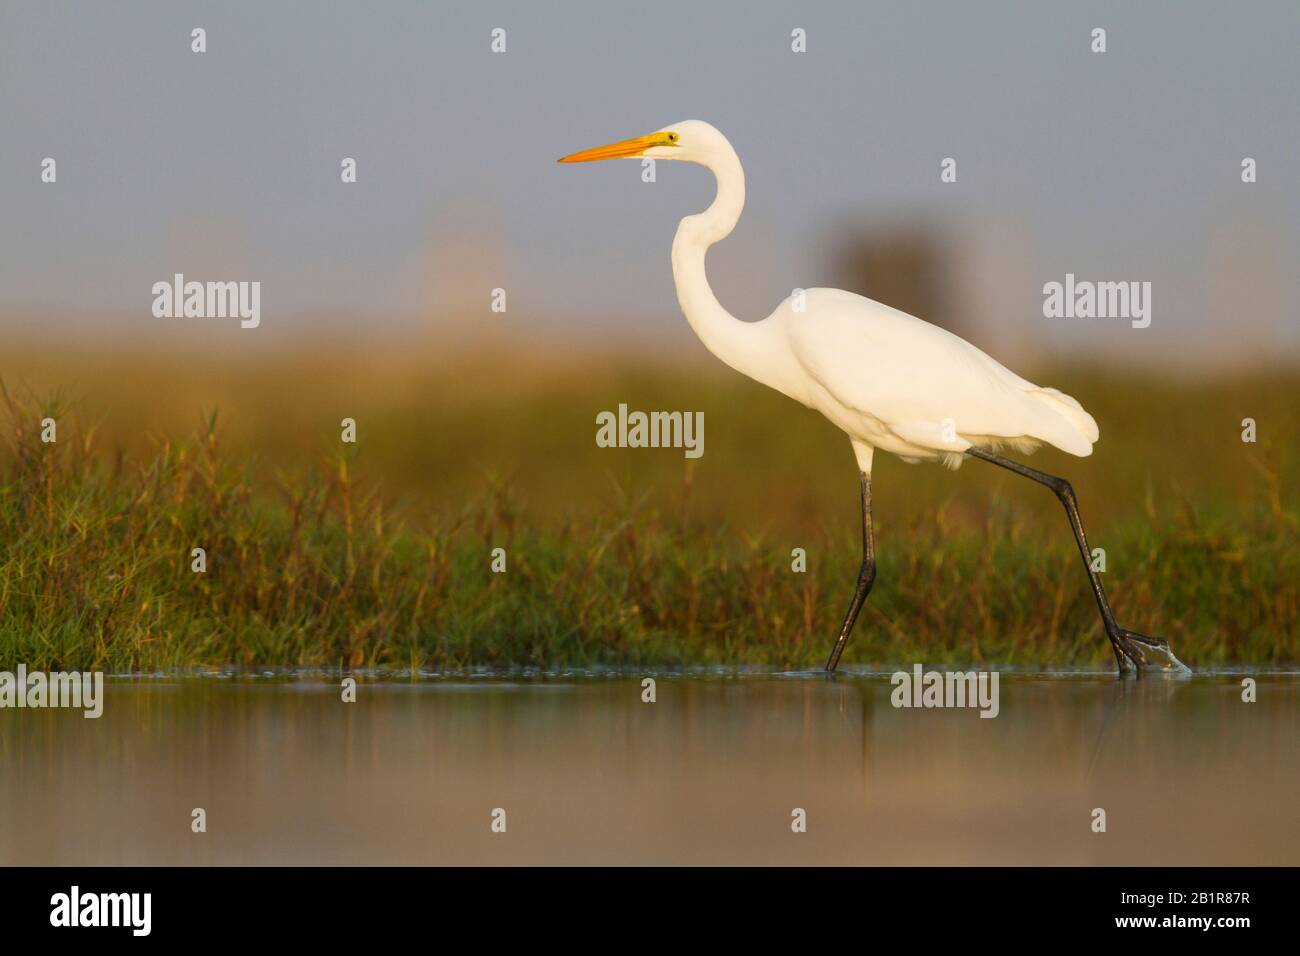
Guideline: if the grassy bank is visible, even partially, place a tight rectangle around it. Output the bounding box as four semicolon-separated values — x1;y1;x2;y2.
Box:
0;352;1296;671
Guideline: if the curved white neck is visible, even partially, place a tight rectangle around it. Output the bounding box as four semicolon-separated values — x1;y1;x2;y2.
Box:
671;143;771;382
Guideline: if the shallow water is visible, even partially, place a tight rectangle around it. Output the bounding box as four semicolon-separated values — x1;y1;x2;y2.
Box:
1;671;1296;865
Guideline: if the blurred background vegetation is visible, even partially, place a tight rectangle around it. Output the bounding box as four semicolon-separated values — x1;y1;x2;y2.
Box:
1;337;1295;672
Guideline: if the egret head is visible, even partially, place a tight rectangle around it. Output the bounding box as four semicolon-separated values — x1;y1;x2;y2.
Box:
558;120;725;166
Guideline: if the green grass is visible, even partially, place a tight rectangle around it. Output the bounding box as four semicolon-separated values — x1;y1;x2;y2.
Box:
0;354;1296;672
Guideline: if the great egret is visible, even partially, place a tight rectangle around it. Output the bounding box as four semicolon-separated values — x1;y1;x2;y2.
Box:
559;120;1186;675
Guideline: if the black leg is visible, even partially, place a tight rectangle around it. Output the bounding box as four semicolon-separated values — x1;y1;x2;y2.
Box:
825;471;875;672
965;447;1186;674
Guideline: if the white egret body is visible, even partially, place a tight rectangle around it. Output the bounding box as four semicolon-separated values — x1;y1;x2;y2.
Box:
560;120;1186;675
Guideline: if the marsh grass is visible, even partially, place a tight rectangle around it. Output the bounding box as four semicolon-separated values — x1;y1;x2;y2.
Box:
0;356;1295;672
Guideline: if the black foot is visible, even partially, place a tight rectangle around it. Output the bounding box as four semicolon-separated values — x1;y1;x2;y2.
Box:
1109;628;1190;676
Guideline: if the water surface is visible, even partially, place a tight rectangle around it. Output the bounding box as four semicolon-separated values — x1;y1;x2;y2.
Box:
2;671;1296;865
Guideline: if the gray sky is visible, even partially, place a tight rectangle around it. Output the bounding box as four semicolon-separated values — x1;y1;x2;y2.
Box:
2;0;1297;365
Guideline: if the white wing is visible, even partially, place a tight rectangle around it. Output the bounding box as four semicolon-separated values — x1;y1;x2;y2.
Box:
776;289;1098;460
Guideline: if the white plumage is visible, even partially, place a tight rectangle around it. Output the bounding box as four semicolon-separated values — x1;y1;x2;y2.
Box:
770;286;1100;471
560;118;1186;675
563;119;1097;476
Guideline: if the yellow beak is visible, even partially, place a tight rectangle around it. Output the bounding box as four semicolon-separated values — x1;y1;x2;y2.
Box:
558;131;675;163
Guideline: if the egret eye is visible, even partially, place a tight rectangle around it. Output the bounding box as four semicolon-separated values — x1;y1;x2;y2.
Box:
667;133;679;143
